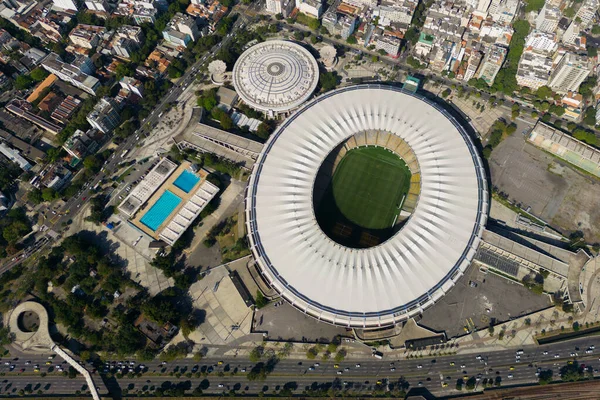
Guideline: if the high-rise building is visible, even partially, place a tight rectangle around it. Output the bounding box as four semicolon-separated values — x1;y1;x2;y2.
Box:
548;53;591;93
86;97;121;134
476;45;506;85
535;3;560;33
488;0;518;25
112;25;144;59
463;51;482;82
68;24;106;49
41;53;100;95
265;0;282;13
52;0;78;10
524;30;557;54
516;51;552;90
162;12;200;46
296;0;323;18
574;0;599;28
84;0;109;11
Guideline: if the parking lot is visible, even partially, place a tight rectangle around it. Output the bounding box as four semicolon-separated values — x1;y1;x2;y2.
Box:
489;133;600;243
419;263;552;338
254;302;349;343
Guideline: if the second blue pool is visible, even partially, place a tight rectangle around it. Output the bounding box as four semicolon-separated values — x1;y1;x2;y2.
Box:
140;190;182;231
173;170;200;193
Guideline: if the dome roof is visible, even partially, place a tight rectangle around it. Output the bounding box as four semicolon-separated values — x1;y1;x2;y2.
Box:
246;85;488;328
232;40;320;114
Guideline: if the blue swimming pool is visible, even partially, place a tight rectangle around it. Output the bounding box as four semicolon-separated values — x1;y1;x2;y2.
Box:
140;190;182;231
173;170;200;193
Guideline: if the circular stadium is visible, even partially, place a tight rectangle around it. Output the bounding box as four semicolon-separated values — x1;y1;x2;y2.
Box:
246;85;489;328
232;40;319;116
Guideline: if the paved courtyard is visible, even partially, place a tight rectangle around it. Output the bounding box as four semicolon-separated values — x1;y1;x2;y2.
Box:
489;133;600;242
187;266;253;346
65;205;174;296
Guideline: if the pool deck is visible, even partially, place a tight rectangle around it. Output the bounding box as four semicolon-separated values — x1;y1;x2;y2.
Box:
131;161;209;240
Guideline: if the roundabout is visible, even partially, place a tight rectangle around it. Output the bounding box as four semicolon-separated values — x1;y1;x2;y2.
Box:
246;85;489;328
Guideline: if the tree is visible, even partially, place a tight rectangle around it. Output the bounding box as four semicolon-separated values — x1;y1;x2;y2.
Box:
538;369;553;385
346;35;357;44
83;155;101;172
441;88;451;98
249;346;263;362
255;290;268;308
560;361;584;381
593;25;600;35
587;45;598;58
41;188;58;202
219;112;233;130
308;18;320;31
535;85;553;99
524;0;545;12
319;71;340;92
14;74;33;90
28;188;43;204
564;7;575;18
29;67;48;82
573;128;597;145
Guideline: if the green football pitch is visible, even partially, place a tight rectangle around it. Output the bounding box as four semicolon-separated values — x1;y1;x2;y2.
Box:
331;146;411;230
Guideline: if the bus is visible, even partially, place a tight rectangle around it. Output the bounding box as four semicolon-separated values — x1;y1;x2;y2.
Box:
121;149;129;158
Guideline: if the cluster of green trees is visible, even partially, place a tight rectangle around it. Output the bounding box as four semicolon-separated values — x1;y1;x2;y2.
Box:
320;71;340;92
402;0;434;45
482;119;517;158
0;207;32;257
407;56;426;69
14;67;49;90
521;272;544;295
490;20;529;94
32;233;200;356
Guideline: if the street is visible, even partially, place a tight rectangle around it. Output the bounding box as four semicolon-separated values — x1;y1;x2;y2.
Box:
1;334;600;396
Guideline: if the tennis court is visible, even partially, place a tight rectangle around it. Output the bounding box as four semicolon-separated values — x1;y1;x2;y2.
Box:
331;146;411;230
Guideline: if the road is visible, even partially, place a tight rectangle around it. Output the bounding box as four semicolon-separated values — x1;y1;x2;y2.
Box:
2;334;600;396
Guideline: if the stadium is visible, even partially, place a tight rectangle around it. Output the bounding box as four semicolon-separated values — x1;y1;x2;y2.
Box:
246;85;489;328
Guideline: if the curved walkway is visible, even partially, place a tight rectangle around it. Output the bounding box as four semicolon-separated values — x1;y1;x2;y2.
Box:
7;301;101;400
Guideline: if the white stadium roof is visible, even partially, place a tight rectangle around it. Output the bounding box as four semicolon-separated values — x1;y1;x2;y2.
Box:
232;40;319;114
246;85;489;328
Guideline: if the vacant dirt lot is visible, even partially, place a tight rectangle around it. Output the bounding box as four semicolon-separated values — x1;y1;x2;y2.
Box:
489;133;600;243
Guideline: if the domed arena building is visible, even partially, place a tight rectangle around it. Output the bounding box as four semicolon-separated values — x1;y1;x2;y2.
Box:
232;40;320;117
245;85;489;328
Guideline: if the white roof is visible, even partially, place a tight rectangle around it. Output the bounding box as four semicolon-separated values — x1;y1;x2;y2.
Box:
232;40;319;113
246;85;488;328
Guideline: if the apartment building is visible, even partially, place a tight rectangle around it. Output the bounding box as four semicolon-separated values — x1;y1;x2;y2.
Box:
548;53;592;93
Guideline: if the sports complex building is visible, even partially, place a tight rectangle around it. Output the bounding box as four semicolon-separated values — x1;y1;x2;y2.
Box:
232;40;320;117
245;85;489;328
118;158;219;246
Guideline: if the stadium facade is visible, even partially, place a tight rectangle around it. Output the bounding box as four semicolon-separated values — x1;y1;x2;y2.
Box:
246;85;489;328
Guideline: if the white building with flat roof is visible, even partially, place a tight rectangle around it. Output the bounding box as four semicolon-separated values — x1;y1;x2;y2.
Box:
525;30;557;54
516;51;552;90
0;142;31;170
548;53;591;94
535;3;560;33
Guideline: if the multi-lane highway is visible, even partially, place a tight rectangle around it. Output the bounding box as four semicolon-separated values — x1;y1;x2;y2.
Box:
2;335;600;396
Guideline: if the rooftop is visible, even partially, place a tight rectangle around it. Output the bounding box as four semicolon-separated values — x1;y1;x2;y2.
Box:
232;40;320;114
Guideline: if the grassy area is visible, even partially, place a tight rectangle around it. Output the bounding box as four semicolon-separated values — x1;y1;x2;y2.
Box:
116;165;135;183
214;214;251;263
331;147;411;230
